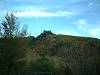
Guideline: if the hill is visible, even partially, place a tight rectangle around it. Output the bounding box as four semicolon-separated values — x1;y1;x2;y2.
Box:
28;30;100;75
0;30;100;75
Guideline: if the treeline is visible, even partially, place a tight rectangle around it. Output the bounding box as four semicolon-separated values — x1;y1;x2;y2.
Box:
0;13;100;75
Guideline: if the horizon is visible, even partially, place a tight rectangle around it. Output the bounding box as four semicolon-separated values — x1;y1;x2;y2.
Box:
0;0;100;39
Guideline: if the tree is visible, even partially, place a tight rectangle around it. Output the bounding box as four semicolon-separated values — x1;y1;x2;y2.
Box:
0;12;28;75
36;30;54;39
1;12;27;38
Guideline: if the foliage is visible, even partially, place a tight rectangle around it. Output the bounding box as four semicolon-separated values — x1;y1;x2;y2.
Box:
0;12;27;38
36;30;54;39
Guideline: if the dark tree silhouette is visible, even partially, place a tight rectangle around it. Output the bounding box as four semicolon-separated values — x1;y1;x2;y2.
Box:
37;30;54;39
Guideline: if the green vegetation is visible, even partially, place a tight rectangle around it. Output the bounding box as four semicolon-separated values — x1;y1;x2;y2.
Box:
0;13;100;75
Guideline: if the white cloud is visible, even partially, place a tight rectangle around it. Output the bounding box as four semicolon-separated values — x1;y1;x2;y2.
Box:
88;1;94;6
12;6;75;17
0;6;75;17
90;28;100;37
15;6;47;12
74;19;100;38
14;10;75;17
15;11;55;17
57;10;74;16
75;19;88;30
89;2;93;6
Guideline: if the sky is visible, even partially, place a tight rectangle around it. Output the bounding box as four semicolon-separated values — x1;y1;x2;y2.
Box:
0;0;100;39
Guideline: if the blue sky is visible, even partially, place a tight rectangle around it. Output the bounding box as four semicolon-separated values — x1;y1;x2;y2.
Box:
0;0;100;38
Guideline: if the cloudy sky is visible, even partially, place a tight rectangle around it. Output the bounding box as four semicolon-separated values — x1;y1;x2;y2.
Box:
0;0;100;38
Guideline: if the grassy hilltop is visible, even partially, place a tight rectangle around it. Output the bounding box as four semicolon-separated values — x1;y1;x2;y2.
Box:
0;30;100;75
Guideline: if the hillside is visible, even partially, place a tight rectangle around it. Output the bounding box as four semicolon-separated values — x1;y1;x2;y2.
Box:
28;30;100;75
0;30;100;75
